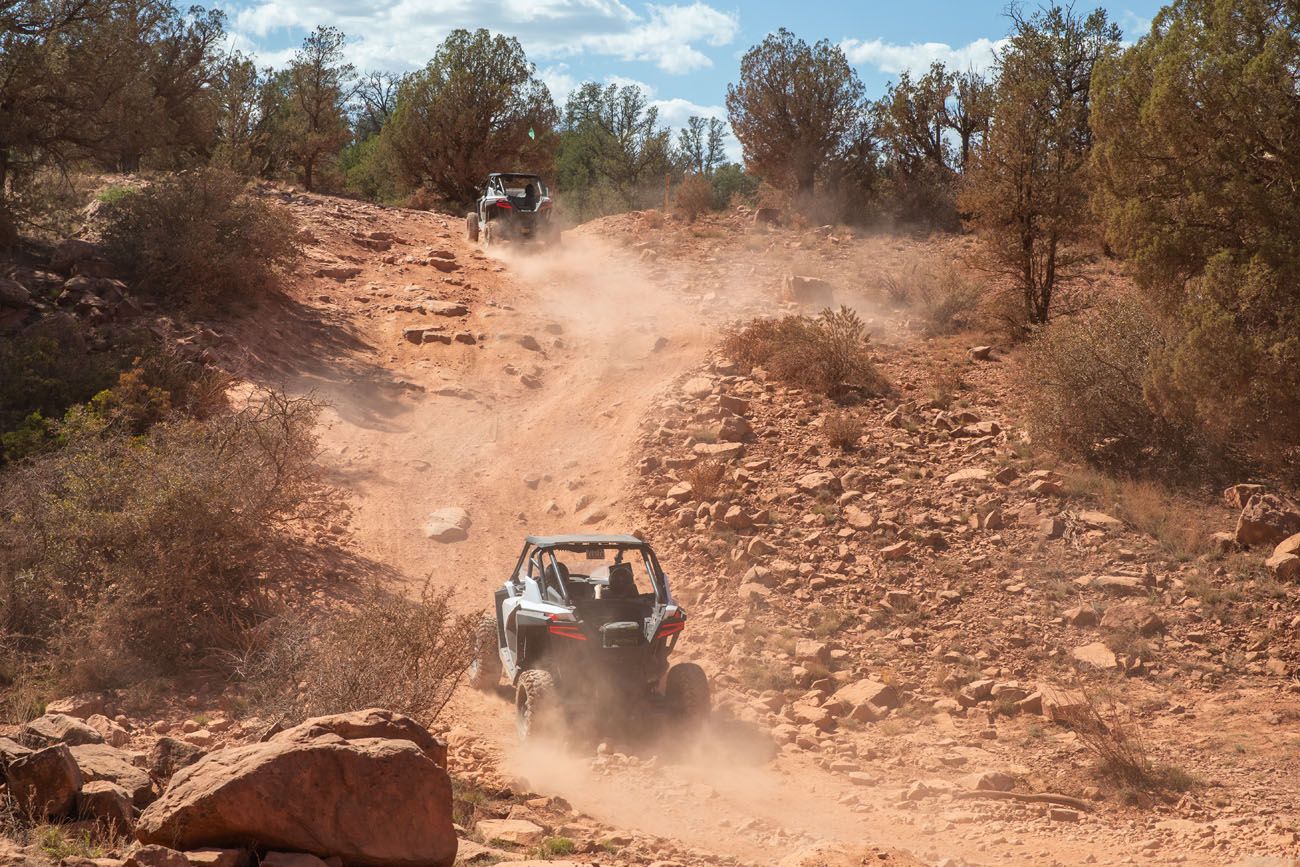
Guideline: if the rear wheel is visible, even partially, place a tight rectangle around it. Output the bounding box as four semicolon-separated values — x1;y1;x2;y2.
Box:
516;669;559;742
466;614;501;691
665;662;710;726
482;219;497;247
465;212;479;242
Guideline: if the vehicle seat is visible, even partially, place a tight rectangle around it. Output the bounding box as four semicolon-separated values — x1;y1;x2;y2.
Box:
544;562;569;605
523;183;538;210
606;563;637;598
565;579;594;602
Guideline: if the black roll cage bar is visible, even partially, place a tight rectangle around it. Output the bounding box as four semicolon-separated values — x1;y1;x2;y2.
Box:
510;540;667;605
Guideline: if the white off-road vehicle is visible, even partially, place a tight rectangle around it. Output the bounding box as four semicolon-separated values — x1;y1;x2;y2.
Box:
468;534;709;741
465;172;559;247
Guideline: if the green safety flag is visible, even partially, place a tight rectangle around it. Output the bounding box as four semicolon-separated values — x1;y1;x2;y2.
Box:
528;128;535;140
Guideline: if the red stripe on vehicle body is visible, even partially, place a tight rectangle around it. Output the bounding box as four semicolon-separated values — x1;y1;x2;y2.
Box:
548;625;587;640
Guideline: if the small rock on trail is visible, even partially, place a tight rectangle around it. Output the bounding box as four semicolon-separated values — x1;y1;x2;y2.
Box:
424;507;471;542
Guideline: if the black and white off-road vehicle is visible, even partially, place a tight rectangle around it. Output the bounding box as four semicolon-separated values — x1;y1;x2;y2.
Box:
465;172;559;247
467;534;709;742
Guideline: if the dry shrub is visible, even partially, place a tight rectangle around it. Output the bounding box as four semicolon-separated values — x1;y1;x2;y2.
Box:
823;411;863;450
884;264;981;335
1020;297;1215;478
1057;686;1199;797
682;459;728;500
0;390;321;691
230;582;472;727
723;307;890;398
406;187;435;211
675;173;714;223
102;169;300;306
927;362;966;409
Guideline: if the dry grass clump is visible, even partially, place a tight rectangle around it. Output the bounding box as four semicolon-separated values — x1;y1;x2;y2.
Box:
102;169;301;306
0;812;130;865
881;265;982;336
823;411;863;450
1057;687;1200;799
230;582;473;727
682;459;728;500
723;307;889;398
1065;470;1216;561
0;389;321;693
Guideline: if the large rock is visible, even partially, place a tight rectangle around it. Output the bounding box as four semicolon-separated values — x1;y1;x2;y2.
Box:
1224;483;1266;509
86;713;131;747
0;277;31;308
781;275;834;307
182;850;249;867
1266;533;1300;580
1235;494;1300;547
22;713;105;747
149;737;205;779
137;716;456;867
796;471;840;495
267;709;447;768
1072;641;1118;670
261;854;328;867
0;735;32;767
78;780;135;833
5;743;83;818
126;846;189;867
1100;603;1165;636
49;238;100;274
72;743;157;807
423;507;471;543
832;678;900;718
475;818;544;846
44;693;110;719
1037;683;1087;723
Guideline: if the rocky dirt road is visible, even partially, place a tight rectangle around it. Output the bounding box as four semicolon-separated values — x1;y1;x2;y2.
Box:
244;191;1299;867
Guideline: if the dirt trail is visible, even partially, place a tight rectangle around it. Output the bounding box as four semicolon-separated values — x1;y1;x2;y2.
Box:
261;197;914;863
258;195;1266;867
267;205;716;606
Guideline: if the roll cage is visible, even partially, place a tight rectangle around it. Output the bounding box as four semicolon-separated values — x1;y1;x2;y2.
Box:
510;535;669;606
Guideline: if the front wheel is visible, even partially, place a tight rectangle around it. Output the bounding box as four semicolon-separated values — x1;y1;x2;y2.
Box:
665;662;710;726
466;614;501;691
465;212;479;242
516;669;559;742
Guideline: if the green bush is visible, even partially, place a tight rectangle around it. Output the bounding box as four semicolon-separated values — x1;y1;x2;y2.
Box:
1091;0;1300;467
101;169;301;306
1;336;230;463
0;390;320;690
0;318;123;446
340;136;399;203
724;306;889;398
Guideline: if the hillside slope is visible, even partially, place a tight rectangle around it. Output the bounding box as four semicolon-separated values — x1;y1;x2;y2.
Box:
94;192;1299;866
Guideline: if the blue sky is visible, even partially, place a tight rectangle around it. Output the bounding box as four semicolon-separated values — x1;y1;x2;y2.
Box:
219;0;1165;155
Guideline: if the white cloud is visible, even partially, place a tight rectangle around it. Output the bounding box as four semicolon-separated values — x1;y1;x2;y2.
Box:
539;64;580;105
839;36;1008;76
544;2;738;73
227;0;736;75
1119;10;1153;41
